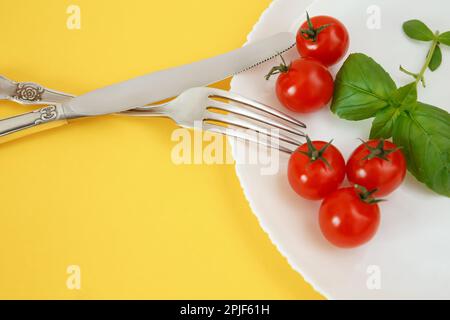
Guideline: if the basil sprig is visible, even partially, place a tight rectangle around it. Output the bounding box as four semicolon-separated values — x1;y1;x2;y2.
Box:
401;19;449;78
331;19;450;197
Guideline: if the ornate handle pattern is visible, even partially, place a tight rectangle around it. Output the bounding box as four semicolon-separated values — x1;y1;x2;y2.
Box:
0;75;74;105
0;105;68;143
12;82;46;103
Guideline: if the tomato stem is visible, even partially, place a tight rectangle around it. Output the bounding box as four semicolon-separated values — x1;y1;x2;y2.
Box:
354;185;384;204
298;136;333;168
265;54;290;80
360;138;401;161
299;11;331;43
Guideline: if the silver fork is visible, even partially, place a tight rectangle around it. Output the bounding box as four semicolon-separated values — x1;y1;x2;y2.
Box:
0;75;74;105
0;76;306;152
122;87;306;153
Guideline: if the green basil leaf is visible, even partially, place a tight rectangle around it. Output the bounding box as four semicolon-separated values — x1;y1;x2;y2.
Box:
331;53;397;120
369;83;417;139
403;20;435;41
429;45;442;71
438;31;450;46
390;82;418;109
392;102;450;197
370;107;400;139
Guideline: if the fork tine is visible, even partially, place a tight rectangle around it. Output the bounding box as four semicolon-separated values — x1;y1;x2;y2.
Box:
204;111;302;147
207;99;306;137
203;123;295;154
208;89;307;129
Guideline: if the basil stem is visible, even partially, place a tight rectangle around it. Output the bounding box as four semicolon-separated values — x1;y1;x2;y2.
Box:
415;31;440;87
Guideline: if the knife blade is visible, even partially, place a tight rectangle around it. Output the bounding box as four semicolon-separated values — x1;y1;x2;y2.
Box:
0;32;295;143
65;32;295;116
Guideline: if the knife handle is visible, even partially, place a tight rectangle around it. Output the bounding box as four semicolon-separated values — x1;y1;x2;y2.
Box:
0;105;68;144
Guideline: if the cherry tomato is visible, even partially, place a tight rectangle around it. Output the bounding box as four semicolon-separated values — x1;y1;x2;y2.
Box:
296;14;349;67
288;137;345;200
319;187;381;248
346;139;406;197
266;57;334;113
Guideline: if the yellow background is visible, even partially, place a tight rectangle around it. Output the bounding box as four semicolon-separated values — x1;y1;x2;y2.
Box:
0;0;322;299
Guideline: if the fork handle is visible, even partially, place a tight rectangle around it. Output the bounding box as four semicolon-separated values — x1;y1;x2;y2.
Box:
0;76;75;105
0;105;68;144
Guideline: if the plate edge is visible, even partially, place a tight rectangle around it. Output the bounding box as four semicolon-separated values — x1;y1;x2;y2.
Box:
229;0;331;300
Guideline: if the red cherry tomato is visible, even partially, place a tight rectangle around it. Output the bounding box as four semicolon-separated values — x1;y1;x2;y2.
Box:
296;14;349;67
319;187;381;248
268;57;334;113
346;139;406;197
288;137;345;200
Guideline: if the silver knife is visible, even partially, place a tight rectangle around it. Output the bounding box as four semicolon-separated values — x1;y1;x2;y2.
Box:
0;32;295;143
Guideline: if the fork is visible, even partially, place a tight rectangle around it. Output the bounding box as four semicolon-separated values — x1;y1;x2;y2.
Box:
0;75;74;105
0;76;306;152
122;87;306;153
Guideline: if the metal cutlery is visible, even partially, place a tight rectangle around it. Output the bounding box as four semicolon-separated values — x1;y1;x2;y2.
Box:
1;32;296;111
0;86;306;152
122;87;306;153
64;32;296;116
0;32;303;149
0;75;74;105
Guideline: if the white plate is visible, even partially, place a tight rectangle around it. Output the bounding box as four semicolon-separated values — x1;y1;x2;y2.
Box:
230;0;450;299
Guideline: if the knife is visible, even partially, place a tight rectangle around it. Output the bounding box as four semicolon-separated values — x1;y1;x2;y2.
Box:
0;32;295;143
